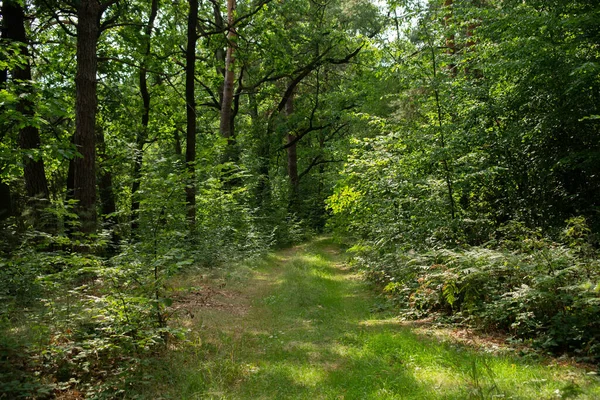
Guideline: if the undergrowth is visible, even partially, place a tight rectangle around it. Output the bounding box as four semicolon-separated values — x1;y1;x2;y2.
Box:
0;215;277;399
350;218;600;364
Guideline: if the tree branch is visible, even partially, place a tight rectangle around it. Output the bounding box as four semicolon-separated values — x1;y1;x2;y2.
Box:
232;65;245;120
325;43;365;65
39;1;76;37
298;156;343;182
281;124;333;150
196;78;221;110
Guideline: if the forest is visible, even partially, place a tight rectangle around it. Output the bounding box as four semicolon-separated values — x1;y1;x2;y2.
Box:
1;0;600;398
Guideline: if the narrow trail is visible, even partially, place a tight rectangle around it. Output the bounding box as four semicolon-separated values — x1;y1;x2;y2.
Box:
145;238;600;400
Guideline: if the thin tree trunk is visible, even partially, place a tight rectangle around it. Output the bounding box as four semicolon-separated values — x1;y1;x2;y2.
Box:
174;127;183;158
0;6;12;221
66;142;75;224
4;1;51;227
286;89;298;192
130;141;143;233
131;0;159;235
219;0;236;141
66;135;75;204
251;93;271;209
74;0;101;234
0;183;11;221
212;1;226;97
97;125;118;247
185;0;198;227
429;35;456;220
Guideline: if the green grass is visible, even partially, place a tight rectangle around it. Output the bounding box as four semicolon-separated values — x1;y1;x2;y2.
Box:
133;238;600;399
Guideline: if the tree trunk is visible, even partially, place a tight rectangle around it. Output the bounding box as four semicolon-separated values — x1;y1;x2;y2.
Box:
219;0;239;172
4;0;51;227
185;0;198;227
74;0;101;234
429;32;456;220
286;89;299;192
250;92;271;210
444;0;456;76
0;183;11;221
66;136;76;203
212;1;226;95
219;0;236;141
65;141;76;233
131;0;159;235
174;127;183;158
0;7;11;222
97;125;118;248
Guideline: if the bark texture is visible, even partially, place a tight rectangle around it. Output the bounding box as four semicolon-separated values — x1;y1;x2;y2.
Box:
185;0;198;226
74;0;102;233
97;125;117;246
219;0;236;140
285;89;298;191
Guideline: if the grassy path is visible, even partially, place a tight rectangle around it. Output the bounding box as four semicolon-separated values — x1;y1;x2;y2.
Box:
141;238;600;399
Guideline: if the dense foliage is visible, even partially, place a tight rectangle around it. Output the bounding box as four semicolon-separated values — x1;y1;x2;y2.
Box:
328;0;600;364
1;0;599;396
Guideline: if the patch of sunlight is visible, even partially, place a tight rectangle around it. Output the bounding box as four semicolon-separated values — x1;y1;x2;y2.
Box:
359;318;401;327
309;269;334;279
410;358;597;399
283;340;319;353
245;326;270;334
488;362;596;399
326;271;359;282
286;364;326;387
411;366;461;393
297;254;330;267
261;362;326;388
252;274;285;288
343;273;364;282
9;325;28;336
373;386;408;400
329;343;355;358
241;363;261;376
180;319;194;328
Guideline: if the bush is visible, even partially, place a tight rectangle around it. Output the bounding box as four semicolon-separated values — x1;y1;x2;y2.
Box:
354;221;600;362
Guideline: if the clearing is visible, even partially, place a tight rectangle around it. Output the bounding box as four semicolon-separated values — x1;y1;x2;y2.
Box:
137;238;600;399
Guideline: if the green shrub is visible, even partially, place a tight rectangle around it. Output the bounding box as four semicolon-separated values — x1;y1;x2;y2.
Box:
354;221;600;362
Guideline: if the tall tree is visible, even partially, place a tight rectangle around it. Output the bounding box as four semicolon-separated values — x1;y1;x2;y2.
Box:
219;0;236;142
131;0;160;234
185;0;198;227
73;0;102;233
285;87;298;193
0;4;13;221
3;1;51;225
71;0;121;234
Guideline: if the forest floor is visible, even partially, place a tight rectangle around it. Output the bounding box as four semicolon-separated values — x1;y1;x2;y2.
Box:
135;237;600;399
